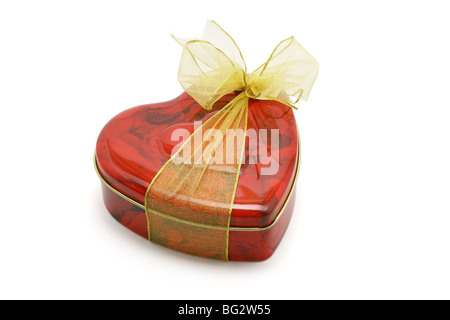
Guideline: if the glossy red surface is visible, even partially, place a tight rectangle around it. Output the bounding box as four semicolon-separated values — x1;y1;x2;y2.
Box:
96;92;298;228
95;92;299;260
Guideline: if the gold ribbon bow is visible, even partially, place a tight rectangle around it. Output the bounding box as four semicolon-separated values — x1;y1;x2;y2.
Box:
145;21;319;260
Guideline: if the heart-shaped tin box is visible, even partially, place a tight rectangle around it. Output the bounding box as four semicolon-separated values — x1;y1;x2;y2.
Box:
94;21;317;261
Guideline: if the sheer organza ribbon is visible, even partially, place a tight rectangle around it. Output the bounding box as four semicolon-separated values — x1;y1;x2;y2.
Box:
145;21;319;260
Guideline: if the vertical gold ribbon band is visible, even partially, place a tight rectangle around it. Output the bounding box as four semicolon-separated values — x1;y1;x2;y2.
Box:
145;21;319;260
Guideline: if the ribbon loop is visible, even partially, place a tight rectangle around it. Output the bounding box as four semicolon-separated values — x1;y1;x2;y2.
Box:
251;37;319;103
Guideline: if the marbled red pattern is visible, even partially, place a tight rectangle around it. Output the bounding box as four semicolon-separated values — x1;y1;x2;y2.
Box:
96;92;299;260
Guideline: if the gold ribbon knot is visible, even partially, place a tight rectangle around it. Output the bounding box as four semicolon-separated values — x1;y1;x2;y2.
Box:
145;21;319;260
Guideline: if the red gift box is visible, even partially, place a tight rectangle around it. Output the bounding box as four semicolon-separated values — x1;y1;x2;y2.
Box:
95;91;299;261
94;21;317;261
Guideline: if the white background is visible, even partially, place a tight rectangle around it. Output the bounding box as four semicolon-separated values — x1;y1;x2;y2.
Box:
1;0;449;300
